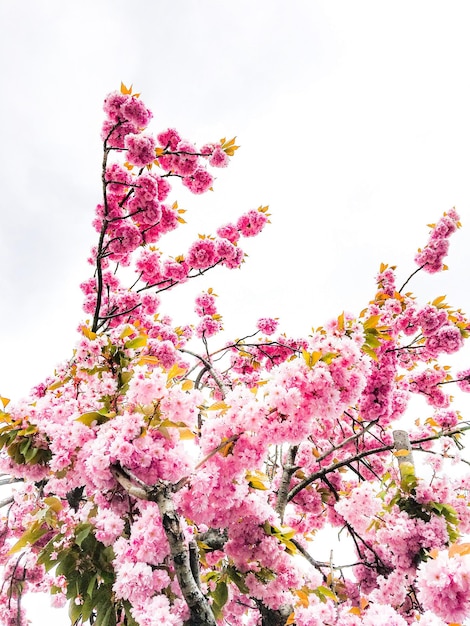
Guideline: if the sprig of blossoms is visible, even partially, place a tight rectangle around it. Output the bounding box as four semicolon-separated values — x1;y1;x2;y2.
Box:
415;208;461;273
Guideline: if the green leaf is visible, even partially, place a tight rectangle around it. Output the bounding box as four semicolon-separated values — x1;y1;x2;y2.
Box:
226;565;249;594
68;598;83;624
364;331;381;348
314;585;338;603
123;601;139;626
75;523;93;548
213;580;228;607
320;352;338;364
211;581;229;620
86;573;98;597
24;446;39;463
81;593;95;622
56;551;78;578
76;411;111;427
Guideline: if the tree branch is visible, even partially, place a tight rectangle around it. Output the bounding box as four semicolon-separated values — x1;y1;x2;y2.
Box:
287;424;470;504
110;464;216;626
275;445;299;523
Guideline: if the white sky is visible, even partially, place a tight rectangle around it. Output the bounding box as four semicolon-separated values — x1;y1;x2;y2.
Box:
1;1;470;623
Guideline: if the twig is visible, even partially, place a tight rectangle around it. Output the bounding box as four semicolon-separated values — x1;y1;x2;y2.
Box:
398;263;427;293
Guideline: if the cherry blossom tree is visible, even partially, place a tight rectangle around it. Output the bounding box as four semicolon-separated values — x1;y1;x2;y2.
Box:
1;84;470;626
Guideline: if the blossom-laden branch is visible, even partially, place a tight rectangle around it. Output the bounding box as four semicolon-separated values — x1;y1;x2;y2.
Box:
111;464;217;626
287;425;470;503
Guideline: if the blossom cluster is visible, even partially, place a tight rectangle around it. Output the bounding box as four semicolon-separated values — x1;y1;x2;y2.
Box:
1;87;470;626
83;86;268;331
414;208;461;273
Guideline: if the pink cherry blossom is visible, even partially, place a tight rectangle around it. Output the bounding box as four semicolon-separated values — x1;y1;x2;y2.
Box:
125;133;157;167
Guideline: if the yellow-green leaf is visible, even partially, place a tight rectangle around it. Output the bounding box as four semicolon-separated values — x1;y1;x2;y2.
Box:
47;377;70;391
179;428;196;440
44;497;63;513
302;350;321;368
316;585;338;602
337;312;345;331
363;315;382;330
125;336;147;350
76;411;107;427
362;345;378;361
8;523;48;555
120;325;135;339
167;363;187;381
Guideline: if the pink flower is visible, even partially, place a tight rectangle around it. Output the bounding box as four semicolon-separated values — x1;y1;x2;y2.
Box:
418;305;448;336
121;97;152;128
195;292;217;317
103;91;131;122
187;239;218;269
94;508;125;546
162;257;189;282
182;167;213;194
416;550;470;623
257;318;278;335
105;163;132;196
237;209;268;237
457;368;470;392
196;315;222;338
173;141;198;176
101;119;138;148
217;223;240;243
415;209;460;273
157;128;181;150
108;222;142;259
215;238;243;268
209;146;229;167
125;134;156;167
425;324;464;356
107;222;141;258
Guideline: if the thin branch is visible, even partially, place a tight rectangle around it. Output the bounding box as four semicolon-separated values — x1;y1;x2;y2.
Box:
0;477;22;487
398;263;427;293
314;421;377;464
287;424;470;503
287;443;391;503
179;349;227;397
290;538;328;580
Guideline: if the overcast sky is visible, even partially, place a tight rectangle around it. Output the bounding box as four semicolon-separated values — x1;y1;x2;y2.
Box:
2;1;470;623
